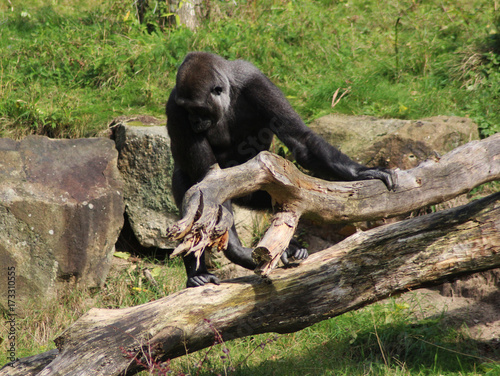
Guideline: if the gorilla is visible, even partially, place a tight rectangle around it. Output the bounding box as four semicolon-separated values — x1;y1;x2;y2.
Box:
166;51;394;287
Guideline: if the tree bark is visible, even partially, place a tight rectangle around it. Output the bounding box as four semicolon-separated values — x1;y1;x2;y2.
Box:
168;0;205;30
1;134;499;376
168;134;500;275
3;193;500;376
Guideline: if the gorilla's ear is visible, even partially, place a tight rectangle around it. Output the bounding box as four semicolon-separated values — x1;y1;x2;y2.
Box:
212;86;223;96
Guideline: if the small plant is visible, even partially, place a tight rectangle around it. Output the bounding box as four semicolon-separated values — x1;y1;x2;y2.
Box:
120;318;279;376
121;346;182;376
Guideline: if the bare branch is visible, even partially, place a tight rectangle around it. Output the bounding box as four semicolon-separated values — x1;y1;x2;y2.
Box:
167;134;500;274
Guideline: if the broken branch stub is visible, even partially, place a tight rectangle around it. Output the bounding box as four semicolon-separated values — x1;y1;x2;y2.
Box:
252;209;302;277
167;180;233;263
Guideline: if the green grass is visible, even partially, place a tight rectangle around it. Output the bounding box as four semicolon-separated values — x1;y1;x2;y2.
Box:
1;0;499;138
145;291;500;376
1;0;499;374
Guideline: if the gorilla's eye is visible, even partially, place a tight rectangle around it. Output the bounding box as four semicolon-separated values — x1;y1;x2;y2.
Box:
212;86;223;96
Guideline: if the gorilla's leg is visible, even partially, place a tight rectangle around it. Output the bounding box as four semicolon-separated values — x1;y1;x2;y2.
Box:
183;196;309;287
171;164;191;209
172;166;220;287
222;201;256;269
184;252;220;288
224;221;308;268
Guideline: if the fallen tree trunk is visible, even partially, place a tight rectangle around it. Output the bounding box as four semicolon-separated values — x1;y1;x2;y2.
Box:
2;134;499;376
3;193;499;376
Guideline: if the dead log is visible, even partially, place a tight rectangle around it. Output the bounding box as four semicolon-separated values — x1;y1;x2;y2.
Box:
1;134;499;376
0;135;500;376
2;192;499;376
167;134;500;275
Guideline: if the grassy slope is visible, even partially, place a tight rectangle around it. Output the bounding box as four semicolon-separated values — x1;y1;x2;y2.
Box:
0;0;499;138
0;0;499;375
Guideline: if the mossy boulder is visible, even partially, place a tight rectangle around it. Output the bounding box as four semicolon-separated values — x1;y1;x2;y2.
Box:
110;116;178;249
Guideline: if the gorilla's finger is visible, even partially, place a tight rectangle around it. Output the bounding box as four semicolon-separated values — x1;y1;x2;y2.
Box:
280;251;290;265
186;276;205;288
359;168;396;191
294;248;309;260
187;273;220;288
206;274;221;285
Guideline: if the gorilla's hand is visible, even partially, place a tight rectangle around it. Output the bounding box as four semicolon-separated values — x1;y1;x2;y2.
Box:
281;238;309;265
358;167;396;191
186;272;220;288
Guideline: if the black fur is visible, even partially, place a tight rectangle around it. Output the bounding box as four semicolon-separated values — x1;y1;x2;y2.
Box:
166;52;394;287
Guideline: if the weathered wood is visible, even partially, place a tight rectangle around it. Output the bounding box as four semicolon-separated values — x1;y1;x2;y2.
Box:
167;134;500;274
2;192;499;376
2;134;499;376
0;350;58;376
252;210;300;276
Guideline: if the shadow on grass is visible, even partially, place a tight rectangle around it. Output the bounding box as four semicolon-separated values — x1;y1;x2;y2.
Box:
191;304;500;376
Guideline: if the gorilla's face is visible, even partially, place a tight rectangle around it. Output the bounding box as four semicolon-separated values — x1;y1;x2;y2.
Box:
175;55;231;133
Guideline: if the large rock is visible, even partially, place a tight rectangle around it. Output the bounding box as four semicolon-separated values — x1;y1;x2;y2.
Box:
0;136;124;309
111;116;178;249
309;115;479;169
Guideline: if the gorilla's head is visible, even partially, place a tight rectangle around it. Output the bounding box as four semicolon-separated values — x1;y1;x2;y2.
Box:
175;52;231;133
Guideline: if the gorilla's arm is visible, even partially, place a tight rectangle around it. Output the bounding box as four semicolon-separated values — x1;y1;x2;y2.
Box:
166;90;217;187
243;71;395;190
167;92;222;287
282;127;394;189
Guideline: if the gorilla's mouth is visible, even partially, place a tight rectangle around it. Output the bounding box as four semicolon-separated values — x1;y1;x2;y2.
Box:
189;114;212;133
190;118;212;133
